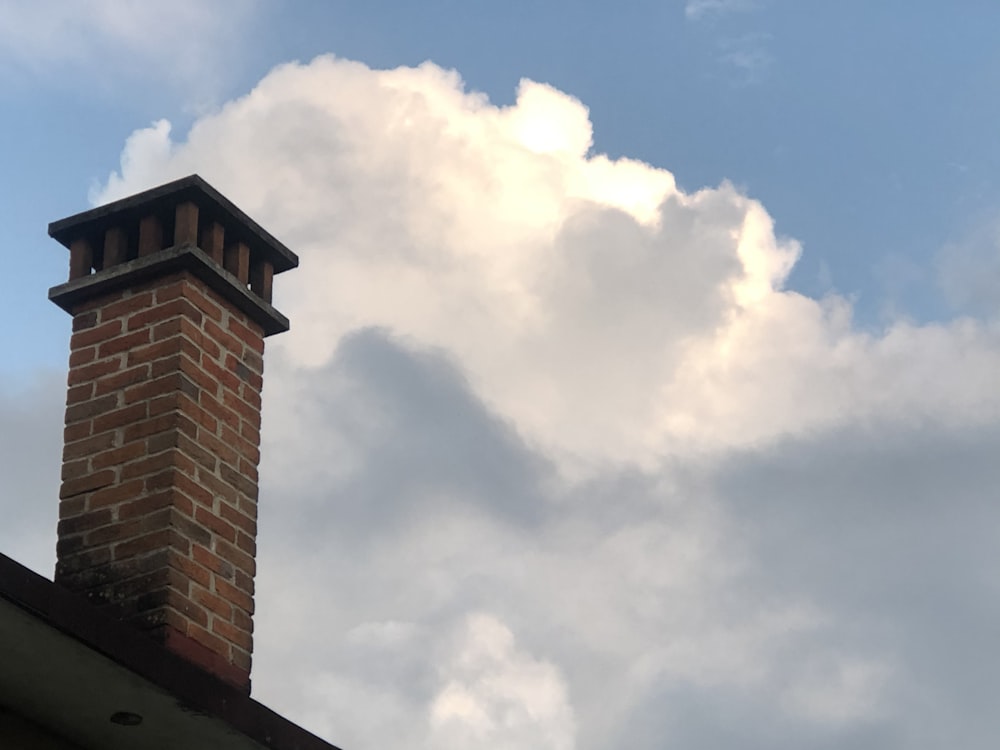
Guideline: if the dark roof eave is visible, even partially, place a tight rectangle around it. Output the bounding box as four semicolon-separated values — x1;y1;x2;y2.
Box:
0;552;341;750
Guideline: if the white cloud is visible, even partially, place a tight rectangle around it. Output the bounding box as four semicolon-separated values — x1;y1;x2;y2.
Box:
16;54;996;749
685;0;761;22
429;614;575;750
95;56;1000;471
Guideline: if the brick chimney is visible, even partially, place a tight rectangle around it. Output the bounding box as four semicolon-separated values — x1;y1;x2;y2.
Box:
47;175;297;691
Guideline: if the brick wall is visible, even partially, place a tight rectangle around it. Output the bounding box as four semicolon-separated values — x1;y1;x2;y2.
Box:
56;270;265;690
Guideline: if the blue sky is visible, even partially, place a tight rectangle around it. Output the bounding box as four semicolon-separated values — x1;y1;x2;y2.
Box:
4;3;1000;749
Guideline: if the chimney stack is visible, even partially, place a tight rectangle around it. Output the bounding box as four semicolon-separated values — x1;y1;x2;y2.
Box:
47;175;297;691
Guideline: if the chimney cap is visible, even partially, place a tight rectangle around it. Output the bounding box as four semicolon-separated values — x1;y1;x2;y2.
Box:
48;174;298;274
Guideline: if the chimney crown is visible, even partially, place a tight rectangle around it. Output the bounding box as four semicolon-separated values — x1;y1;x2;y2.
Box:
48;174;297;335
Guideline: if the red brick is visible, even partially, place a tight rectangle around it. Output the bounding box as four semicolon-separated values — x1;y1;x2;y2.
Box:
66;383;94;406
239;419;260;446
222;389;258;425
194;469;239;506
122;411;195;444
88;479;144;510
192;545;234;581
60;469;116;500
227;315;264;355
192;584;234;620
124;371;198;405
59;497;87;519
71;319;122;350
202;355;242;395
170;554;212;589
201;392;240;432
212;617;252;651
129;297;202;332
93;364;151;397
65;393;119;425
117;489;176;520
100;291;155;322
67;356;122;387
218;501;256;535
72;310;99;332
188;622;230;659
215;577;253;613
114;528;190;560
91;441;147;471
232;608;253;634
85;518;144;547
231;646;252;673
121;450;176;481
185;283;226;322
194;506;237;543
203;318;244;357
220;424;258;464
220;463;258;502
154;279;187;304
69;346;97;367
172;472;215;508
215;538;255;577
98;328;151;359
235;530;256;556
92;402;148;435
61;458;90;481
57;509;112;536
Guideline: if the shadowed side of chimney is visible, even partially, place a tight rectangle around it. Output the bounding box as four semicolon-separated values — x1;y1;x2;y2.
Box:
47;176;297;691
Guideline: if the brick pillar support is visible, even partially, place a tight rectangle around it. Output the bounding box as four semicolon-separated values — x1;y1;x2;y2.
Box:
46;175;297;691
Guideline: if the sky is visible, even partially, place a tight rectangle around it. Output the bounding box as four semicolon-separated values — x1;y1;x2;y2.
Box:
3;1;1000;748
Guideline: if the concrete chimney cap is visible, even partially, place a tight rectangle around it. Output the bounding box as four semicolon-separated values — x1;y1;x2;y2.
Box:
48;174;299;274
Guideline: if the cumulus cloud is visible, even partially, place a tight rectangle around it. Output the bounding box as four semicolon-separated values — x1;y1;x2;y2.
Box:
95;57;1000;468
30;54;1000;749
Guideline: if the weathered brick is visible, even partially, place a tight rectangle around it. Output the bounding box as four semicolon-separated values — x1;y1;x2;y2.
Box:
60;469;116;499
170;553;212;589
72;310;99;332
192;545;234;581
192;584;234;621
61;458;91;481
114;528;190;561
57;509;113;537
188;622;230;659
212;617;253;652
215;538;255;577
87;478;144;510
